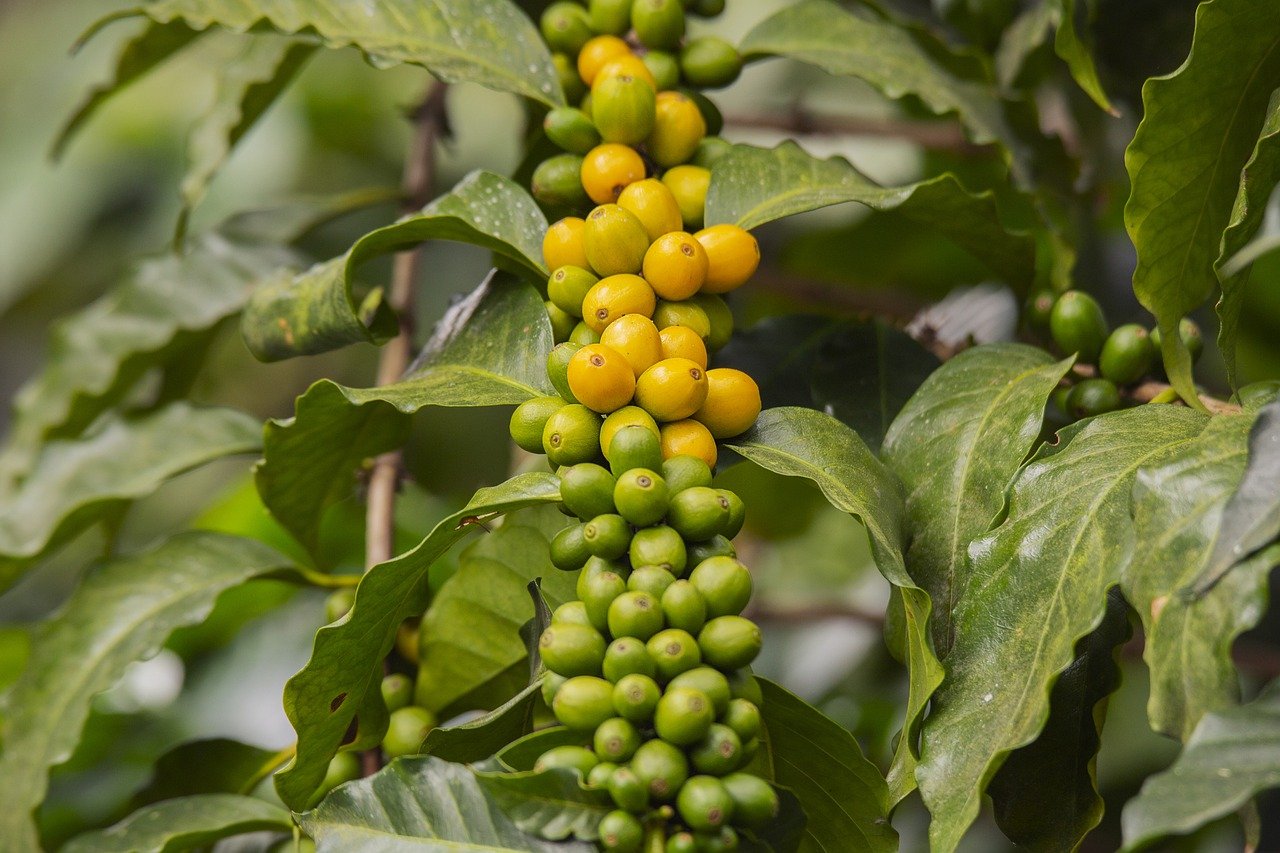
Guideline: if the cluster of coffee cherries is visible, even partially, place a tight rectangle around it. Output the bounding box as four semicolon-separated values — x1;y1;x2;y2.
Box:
1026;288;1204;421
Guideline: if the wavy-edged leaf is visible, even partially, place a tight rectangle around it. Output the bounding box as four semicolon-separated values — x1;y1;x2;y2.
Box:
179;35;317;235
1217;92;1280;389
129;738;279;808
0;532;290;851
1121;679;1280;850
988;589;1131;852
1122;410;1279;740
243;171;547;360
707;142;1035;288
1125;0;1280;406
415;526;576;719
727;408;941;804
110;0;563;107
476;768;611;841
274;473;561;810
883;343;1072;655
917;405;1208;852
63;794;291;853
994;3;1056;92
1053;0;1114;114
756;678;894;852
0;404;261;590
0;235;295;490
300;756;593;852
421;681;542;764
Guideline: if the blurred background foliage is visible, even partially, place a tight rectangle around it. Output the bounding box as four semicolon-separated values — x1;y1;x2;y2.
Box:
1;0;1278;850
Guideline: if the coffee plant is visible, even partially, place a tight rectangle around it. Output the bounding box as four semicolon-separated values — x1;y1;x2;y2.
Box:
2;0;1280;850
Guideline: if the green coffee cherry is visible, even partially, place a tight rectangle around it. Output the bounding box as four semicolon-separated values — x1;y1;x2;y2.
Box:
687;535;736;565
679;89;724;136
698;616;762;670
560;462;617;520
582;569;629;632
383;706;436;758
546;301;576;343
688;556;752;618
589;761;619;788
690;723;743;775
325;588;355;623
661;580;707;633
510;396;565;454
643;50;681;90
543;671;568;706
592;74;657;146
691;293;734;352
1049;290;1109;363
540;2;593;54
594;717;642;762
666;831;699;853
1150;317;1204;363
717;489;746;539
722;698;760;741
535;744;599;776
1066;378;1121;419
630;525;688;574
613;673;662;722
690;0;726;16
381;673;413;713
669;666;731;716
680;37;742;88
598;809;644;852
628;566;677;600
1099;324;1155;384
554;53;587;104
695;827;740;852
543;404;602;466
655;686;715;745
724;668;763;704
1025;289;1055;333
544;108;602;155
608;590;665;640
647;627;702;680
632;0;686;49
614;467;670;526
589;0;632;34
548;266;600;318
738;737;760;767
584;513;633;560
722;773;778;827
630;738;690;802
604;636;658;681
662;454;714;495
608;765;649;812
692;136;733;169
676;775;735;831
540;623;607;677
579;555;631;589
550;523;591;571
553;600;593;627
653;299;712;339
668;486;731;541
547;342;583;403
553;675;616;730
532;154;590;208
306;751;360;808
571;320;602;346
607;424;665;477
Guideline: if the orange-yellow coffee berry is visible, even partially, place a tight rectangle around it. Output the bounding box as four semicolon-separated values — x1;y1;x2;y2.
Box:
647;91;708;168
662;165;711;230
658;325;708;368
601;405;661;451
592;55;658;91
584;204;651;276
643;232;708;301
543;217;590;271
695;224;759;294
568;343;637;413
600;313;663;376
578;36;631;86
582;274;657;333
660;419;717;468
582;144;647;205
617;179;683;241
635;357;709;422
693;368;761;438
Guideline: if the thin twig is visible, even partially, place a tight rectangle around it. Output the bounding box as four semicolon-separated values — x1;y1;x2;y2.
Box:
723;106;988;155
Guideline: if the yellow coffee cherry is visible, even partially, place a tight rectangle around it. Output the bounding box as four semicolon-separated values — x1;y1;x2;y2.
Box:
642;231;708;300
617;179;683;241
601;405;661;451
583;204;651;276
543;217;589;271
658;324;708;368
578;35;631;86
581;144;647;205
693;368;761;438
581;274;657;332
600;313;663;376
647;91;708;168
652;299;711;340
660;419;718;469
592;55;658;91
695;224;760;293
635;357;709;422
568;343;637;413
661;165;710;230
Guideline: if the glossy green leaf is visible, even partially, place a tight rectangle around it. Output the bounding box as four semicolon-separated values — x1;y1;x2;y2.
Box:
497;728;585;773
756;678;894;852
415;525;577;718
988;589;1131;851
883;343;1072;655
243;171;547;360
274;473;561;811
917;405;1208;852
727;408;942;804
1124;0;1280;406
300;756;593;852
994;3;1055;91
0;404;262;590
1217;92;1280;389
1123;410;1280;739
107;0;562;106
420;681;542;764
1053;0;1114;114
706;142;1035;288
0;532;290;851
1121;679;1280;850
475;768;611;841
63;794;291;853
129;738;279;808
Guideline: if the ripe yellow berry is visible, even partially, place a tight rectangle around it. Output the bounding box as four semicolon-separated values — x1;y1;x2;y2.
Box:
581;274;657;333
568;343;637;413
583;204;651;276
600;313;663;376
647;91;707;168
660;419;718;469
617;179;684;242
658;324;708;368
543;217;589;271
643;232;708;301
693;368;761;438
601;405;661;451
695;224;759;293
578;36;631;86
592;55;658;91
662;165;710;230
581;144;647;205
635;357;709;422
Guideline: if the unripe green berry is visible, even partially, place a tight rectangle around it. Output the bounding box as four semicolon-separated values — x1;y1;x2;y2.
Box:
676;775;735;831
550;523;592;571
553;675;616;731
661;454;714;494
1049;290;1109;363
535;744;599;776
1065;378;1121;419
581;569;628;633
668;666;731;716
594;716;642;762
688;556;752;618
655;686;715;745
661;580;707;633
540;622;607;677
604;636;658;681
630;738;689;802
647;627;702;680
588;761;619;788
540;2;593;54
698;616;762;670
680;37;742;88
631;0;686;50
667;486;730;541
721;773;780;827
380;673;413;713
598;809;644;852
608;765;649;812
614;467;670;527
690;723;743;775
560;462;617;520
628;565;678;599
686;535;736;565
325;589;355;623
613;673;662;722
1099;323;1155;385
722;698;760;741
608;590;665;640
630;525;688;574
383;706;436;758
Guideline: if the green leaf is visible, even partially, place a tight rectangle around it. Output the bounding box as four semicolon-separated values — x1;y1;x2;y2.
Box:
415;525;577;718
243;171;547;360
218;187;400;247
994;3;1056;92
299;756;593;852
1052;0;1114;114
475;768;612;841
756;678;895;852
497;728;585;772
0;404;262;591
178;35;317;236
917;405;1208;852
727;408;942;804
274;473;561;811
63;794;291;853
420;681;542;764
0;235;295;490
1124;0;1280;407
1121;679;1280;850
1122;410;1280;739
115;0;563;107
706;141;1036;289
130;739;279;807
988;589;1131;851
882;343;1073;655
1217;91;1280;388
0;532;290;851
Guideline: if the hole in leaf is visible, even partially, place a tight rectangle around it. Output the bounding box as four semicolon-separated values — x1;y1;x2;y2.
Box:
330;692;348;712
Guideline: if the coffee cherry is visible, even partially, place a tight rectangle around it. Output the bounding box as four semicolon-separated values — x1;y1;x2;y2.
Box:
628;565;677;599
647;627;702;679
687;535;736;565
662;165;711;229
545;107;602;155
695;827;740;852
560;462;618;520
698;616;762;670
644;232;710;300
543;403;602;466
720;773;778;827
578;35;632;86
690;723;743;775
548;266;599;318
694;368;760;439
648;91;708;168
716;489;746;539
532;154;590;208
589;761;620;788
608;590;665;639
607;424;665;477
630;738;689;801
613;672;662;721
543;672;568;706
541;3;594;55
691;0;726;15
691;293;735;351
592;73;657;145
582;275;657;332
608;765;650;811
552;600;593;627
381;673;413;713
681;88;725;136
582;146;648;206
535;744;599;776
570;319;600;342
553;675;616;730
568;343;636;413
546;341;582;403
581;569;628;632
1065;378;1121;419
584;513;633;560
1049;290;1109;363
666;831;698;853
695;225;759;294
689;555;751;618
614;467;670;526
585;206;652;275
636;358;710;422
600;314;663;377
589;0;632;35
553;53;587;104
599;809;644;852
617;178;684;241
324;589;355;623
632;0;686;49
1025;289;1055;333
724;668;763;704
722;698;760;741
692;136;733;169
540;622;607;677
1150;317;1204;363
601;405;662;450
1099;323;1155;384
630;524;688;574
604;636;658;681
544;217;590;271
680;37;742;88
594;717;642;762
307;751;360;807
662;454;714;494
509;395;564;453
643;50;682;90
546;301;576;343
655;687;715;746
667;486;730;541
659;324;709;367
677;775;735;831
383;706;436;758
594;55;659;91
661;580;707;633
